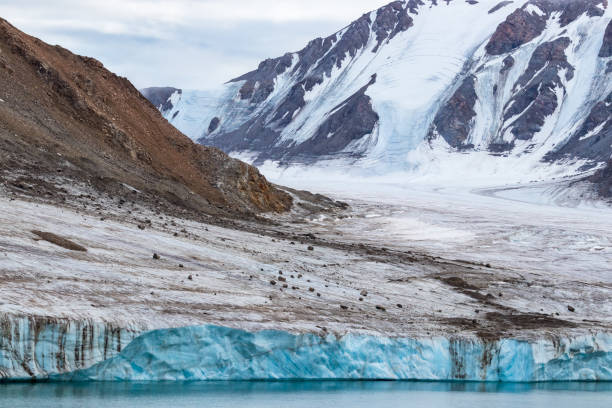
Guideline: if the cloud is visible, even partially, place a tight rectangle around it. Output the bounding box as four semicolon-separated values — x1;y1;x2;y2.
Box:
0;0;391;88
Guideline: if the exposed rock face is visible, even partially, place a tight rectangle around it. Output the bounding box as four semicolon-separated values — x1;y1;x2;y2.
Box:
601;19;612;57
485;5;547;55
591;159;612;197
140;87;181;112
500;56;515;74
233;53;293;102
208;116;220;134
486;0;606;55
429;75;478;149
0;18;291;215
503;37;574;141
550;92;612;162
372;1;413;52
291;75;379;159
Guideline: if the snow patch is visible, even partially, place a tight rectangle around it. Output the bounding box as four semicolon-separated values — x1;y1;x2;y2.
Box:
525;4;545;16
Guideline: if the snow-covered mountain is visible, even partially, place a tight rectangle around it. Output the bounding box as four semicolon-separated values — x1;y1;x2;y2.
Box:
144;0;611;183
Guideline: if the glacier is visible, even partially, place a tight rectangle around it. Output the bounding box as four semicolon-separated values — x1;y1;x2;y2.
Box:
47;325;612;382
3;315;610;382
0;315;138;381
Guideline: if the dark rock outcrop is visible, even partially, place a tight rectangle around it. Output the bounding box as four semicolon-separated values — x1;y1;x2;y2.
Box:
291;75;380;158
591;159;612;197
500;56;515;74
600;20;612;58
429;75;478;149
372;1;414;52
200;76;380;163
486;0;606;55
548;92;612;162
503;37;574;141
140;87;180;113
485;4;547;55
233;53;293;102
208;117;220;134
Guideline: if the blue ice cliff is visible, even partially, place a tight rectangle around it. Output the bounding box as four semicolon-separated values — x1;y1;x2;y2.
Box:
1;316;611;382
0;315;138;380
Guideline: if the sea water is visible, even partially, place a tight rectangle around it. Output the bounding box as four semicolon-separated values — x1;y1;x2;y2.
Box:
1;381;611;408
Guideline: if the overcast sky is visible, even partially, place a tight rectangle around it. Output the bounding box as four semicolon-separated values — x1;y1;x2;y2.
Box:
1;0;390;89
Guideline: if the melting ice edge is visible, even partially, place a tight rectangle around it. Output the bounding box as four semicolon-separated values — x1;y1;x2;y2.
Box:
2;317;611;382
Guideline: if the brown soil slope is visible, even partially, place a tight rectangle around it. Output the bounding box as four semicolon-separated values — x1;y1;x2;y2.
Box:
0;18;291;215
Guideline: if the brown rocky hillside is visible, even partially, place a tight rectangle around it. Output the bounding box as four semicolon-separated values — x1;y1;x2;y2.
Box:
0;17;291;216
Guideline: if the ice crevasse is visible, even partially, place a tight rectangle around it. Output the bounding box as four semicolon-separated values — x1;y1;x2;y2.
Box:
55;325;612;382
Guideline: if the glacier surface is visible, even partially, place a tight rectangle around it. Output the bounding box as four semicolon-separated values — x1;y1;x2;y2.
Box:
60;325;612;382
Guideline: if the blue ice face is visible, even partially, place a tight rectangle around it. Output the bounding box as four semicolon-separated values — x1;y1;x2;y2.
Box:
57;325;612;382
0;315;137;381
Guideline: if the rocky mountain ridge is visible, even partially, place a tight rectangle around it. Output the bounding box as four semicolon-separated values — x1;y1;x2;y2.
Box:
146;0;611;193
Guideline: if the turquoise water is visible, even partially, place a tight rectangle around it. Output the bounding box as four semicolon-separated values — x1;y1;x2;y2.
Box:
1;382;611;408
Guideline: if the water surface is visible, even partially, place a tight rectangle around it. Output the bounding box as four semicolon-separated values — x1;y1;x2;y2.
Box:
1;381;611;408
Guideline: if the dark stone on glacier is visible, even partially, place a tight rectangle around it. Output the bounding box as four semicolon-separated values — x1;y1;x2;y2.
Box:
503;37;574;141
140;87;180;113
429;75;478;149
600;20;612;58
